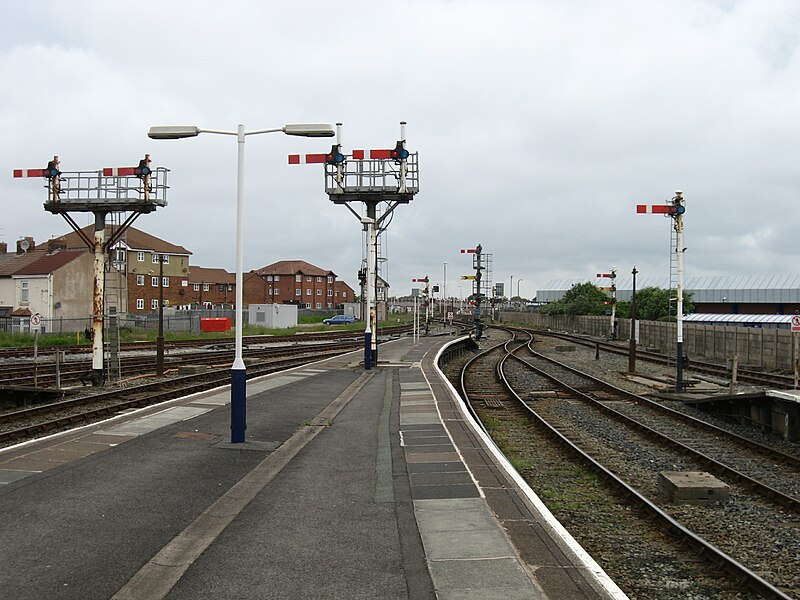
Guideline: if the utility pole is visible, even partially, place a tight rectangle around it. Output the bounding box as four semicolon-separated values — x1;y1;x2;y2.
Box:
629;266;638;373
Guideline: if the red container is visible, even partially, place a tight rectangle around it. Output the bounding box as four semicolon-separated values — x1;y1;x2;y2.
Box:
200;317;231;332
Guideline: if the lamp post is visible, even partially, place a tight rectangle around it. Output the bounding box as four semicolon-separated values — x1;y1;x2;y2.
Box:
148;123;334;443
443;262;447;319
157;254;165;377
517;278;523;310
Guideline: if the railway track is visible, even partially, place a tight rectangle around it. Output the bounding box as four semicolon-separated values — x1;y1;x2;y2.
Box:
0;326;411;388
454;327;798;599
0;342;361;447
534;329;796;389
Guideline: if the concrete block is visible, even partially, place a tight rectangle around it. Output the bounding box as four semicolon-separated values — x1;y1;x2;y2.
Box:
659;471;730;504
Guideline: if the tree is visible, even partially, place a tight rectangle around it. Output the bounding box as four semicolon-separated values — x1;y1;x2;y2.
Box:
616;287;695;321
539;282;610;316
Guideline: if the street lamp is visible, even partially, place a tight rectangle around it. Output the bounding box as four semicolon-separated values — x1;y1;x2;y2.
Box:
148;122;334;443
517;278;523;309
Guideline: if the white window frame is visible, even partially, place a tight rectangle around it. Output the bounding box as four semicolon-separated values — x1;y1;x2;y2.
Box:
273;275;280;282
151;299;159;309
20;281;29;303
295;274;302;282
316;289;322;296
136;298;144;310
315;302;321;309
306;288;312;296
203;283;210;292
136;275;144;286
151;276;159;287
162;277;169;287
137;251;145;262
295;288;301;296
316;276;322;283
327;276;333;284
193;283;200;291
327;290;333;297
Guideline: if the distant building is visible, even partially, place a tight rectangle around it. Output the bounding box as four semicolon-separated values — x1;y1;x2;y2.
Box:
334;280;356;307
537;275;800;315
54;226;192;314
0;239;94;332
245;260;340;310
185;266;235;309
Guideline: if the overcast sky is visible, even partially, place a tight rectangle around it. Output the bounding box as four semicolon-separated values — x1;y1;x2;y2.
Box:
2;1;798;301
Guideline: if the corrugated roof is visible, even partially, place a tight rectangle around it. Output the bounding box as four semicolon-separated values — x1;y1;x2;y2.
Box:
684;313;794;324
541;275;800;292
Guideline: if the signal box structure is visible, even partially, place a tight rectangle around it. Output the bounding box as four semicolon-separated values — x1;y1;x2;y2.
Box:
290;122;419;370
14;154;168;385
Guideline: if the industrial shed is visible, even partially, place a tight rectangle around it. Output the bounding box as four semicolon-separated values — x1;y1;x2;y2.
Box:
537;274;800;315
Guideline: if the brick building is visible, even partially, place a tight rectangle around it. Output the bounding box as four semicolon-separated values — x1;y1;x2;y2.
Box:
334;280;357;307
54;226;192;314
185;266;236;308
245;260;339;309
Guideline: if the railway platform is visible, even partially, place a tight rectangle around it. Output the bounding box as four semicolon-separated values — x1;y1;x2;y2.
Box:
0;329;624;600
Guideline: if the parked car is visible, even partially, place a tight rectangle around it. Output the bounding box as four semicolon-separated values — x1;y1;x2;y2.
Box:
323;314;356;325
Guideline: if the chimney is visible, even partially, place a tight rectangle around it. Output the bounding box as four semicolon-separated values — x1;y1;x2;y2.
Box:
0;242;6;254
16;237;35;254
48;237;67;253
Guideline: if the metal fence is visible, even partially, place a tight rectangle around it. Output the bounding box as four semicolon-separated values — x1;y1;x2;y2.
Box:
1;307;341;336
498;311;798;372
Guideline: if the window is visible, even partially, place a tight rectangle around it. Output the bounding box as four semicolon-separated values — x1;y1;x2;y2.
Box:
267;275;273;281
273;275;279;282
21;282;29;303
136;298;144;310
162;255;169;264
152;299;159;309
116;248;126;262
327;276;333;284
295;288;301;296
193;283;200;291
227;284;233;291
162;277;169;287
218;284;224;291
295;274;302;282
305;303;312;308
268;287;273;295
137;251;145;262
163;299;170;307
316;276;322;283
152;254;160;263
327;303;332;308
203;284;209;292
316;289;322;296
151;276;159;287
136;275;145;286
327;290;333;297
306;276;312;282
315;302;321;309
306;289;311;296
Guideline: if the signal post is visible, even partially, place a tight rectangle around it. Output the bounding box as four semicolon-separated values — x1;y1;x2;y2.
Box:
15;155;168;385
289;122;419;370
637;191;687;391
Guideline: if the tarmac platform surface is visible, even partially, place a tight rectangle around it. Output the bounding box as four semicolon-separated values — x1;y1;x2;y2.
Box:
0;330;625;599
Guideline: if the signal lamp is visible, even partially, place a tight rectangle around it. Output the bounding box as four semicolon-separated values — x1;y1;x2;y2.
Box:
325;144;345;165
134;158;152;178
45;160;60;179
389;140;409;161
